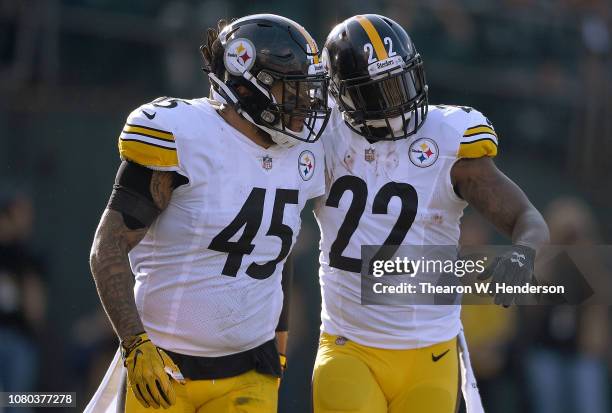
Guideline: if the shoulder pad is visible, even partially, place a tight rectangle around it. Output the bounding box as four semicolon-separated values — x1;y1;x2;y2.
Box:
118;99;182;169
457;108;498;159
432;105;498;159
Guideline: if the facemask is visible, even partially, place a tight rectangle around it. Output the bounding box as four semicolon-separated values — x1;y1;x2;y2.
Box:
210;83;303;148
343;110;413;139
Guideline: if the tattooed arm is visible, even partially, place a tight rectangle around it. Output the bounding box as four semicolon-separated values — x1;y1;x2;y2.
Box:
89;169;175;340
91;166;185;408
451;157;549;246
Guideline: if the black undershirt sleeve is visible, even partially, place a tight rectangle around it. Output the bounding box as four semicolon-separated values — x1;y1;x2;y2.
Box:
107;161;188;229
276;254;294;332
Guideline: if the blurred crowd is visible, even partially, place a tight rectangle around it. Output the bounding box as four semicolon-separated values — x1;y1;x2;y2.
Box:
0;187;44;412
0;0;611;412
460;198;610;413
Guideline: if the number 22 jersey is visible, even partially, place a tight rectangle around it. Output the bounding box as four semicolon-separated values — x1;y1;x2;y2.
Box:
118;97;324;357
314;104;498;349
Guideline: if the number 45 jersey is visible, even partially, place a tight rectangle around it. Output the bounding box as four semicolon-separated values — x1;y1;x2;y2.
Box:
314;104;498;349
118;97;324;357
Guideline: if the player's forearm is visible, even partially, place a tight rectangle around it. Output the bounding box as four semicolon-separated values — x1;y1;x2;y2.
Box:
511;207;549;248
275;254;293;355
90;254;144;340
90;209;146;340
276;331;288;355
453;158;549;247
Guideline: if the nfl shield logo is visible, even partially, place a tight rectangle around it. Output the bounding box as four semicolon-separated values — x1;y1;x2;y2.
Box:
262;155;273;170
365;148;376;163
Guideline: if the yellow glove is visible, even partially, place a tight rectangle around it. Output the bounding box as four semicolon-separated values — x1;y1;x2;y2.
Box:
121;332;184;409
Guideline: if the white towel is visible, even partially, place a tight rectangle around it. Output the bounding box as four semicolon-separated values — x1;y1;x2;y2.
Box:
83;348;124;413
458;328;485;413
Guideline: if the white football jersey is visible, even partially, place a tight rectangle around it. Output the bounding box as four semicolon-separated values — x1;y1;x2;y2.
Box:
118;97;324;357
315;104;498;349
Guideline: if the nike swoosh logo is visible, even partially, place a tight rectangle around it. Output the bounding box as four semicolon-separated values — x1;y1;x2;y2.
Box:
431;349;450;362
142;110;156;119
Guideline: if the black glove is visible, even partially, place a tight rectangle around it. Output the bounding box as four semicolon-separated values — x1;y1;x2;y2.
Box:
478;245;536;307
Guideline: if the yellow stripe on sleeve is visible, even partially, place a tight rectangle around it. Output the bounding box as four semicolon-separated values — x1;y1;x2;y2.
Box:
355;15;388;61
463;125;497;138
119;139;178;167
458;139;498;159
123;124;175;142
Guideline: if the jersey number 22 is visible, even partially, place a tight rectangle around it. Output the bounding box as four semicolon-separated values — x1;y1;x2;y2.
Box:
326;176;418;273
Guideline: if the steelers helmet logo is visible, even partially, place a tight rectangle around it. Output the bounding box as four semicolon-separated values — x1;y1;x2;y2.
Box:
409;138;439;168
298;150;316;181
224;38;256;76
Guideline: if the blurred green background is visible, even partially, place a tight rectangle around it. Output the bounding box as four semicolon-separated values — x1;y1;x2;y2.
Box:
0;0;610;412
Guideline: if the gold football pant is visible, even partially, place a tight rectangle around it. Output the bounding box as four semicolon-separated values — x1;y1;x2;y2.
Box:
312;332;460;413
124;369;277;413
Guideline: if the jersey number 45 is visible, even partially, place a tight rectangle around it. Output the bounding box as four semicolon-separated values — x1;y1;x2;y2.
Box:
208;188;297;280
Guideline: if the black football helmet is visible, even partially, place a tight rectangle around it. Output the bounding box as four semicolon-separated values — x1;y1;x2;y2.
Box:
323;14;428;141
201;14;330;147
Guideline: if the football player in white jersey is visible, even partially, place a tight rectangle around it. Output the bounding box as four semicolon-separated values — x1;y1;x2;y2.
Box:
88;15;329;413
312;14;549;413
